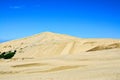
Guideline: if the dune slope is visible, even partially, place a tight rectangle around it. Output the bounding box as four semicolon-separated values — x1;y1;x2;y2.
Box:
0;32;120;58
0;32;120;80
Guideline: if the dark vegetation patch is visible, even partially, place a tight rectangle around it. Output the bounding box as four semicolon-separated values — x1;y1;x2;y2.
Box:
0;50;16;59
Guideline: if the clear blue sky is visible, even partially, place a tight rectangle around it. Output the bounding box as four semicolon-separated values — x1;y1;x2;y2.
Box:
0;0;120;42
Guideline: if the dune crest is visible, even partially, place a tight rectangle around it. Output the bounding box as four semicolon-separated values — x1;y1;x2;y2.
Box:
0;32;120;58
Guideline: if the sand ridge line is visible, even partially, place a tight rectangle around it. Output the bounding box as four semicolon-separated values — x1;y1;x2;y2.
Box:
12;63;50;68
26;65;86;73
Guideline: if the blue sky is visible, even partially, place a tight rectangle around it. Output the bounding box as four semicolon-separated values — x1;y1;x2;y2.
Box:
0;0;120;42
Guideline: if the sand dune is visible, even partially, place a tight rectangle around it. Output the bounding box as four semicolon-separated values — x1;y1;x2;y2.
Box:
0;32;120;58
0;32;120;80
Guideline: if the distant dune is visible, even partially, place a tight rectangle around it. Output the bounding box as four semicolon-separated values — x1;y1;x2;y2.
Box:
0;40;9;43
0;32;120;80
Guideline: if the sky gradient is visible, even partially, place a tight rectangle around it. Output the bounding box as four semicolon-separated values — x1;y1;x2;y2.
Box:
0;0;120;42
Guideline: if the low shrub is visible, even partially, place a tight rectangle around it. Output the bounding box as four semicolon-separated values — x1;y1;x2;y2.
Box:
0;50;16;59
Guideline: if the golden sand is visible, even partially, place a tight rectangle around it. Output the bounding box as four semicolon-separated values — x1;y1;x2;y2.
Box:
0;32;120;80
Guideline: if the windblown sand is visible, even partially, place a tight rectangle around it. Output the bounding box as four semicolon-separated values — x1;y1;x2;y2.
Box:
0;32;120;80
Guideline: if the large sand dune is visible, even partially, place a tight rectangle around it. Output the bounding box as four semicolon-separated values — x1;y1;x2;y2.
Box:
0;32;120;80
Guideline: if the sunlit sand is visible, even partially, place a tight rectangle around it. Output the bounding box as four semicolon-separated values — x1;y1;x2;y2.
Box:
0;32;120;80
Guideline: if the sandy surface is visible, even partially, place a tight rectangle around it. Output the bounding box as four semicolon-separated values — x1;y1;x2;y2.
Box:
0;32;120;80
